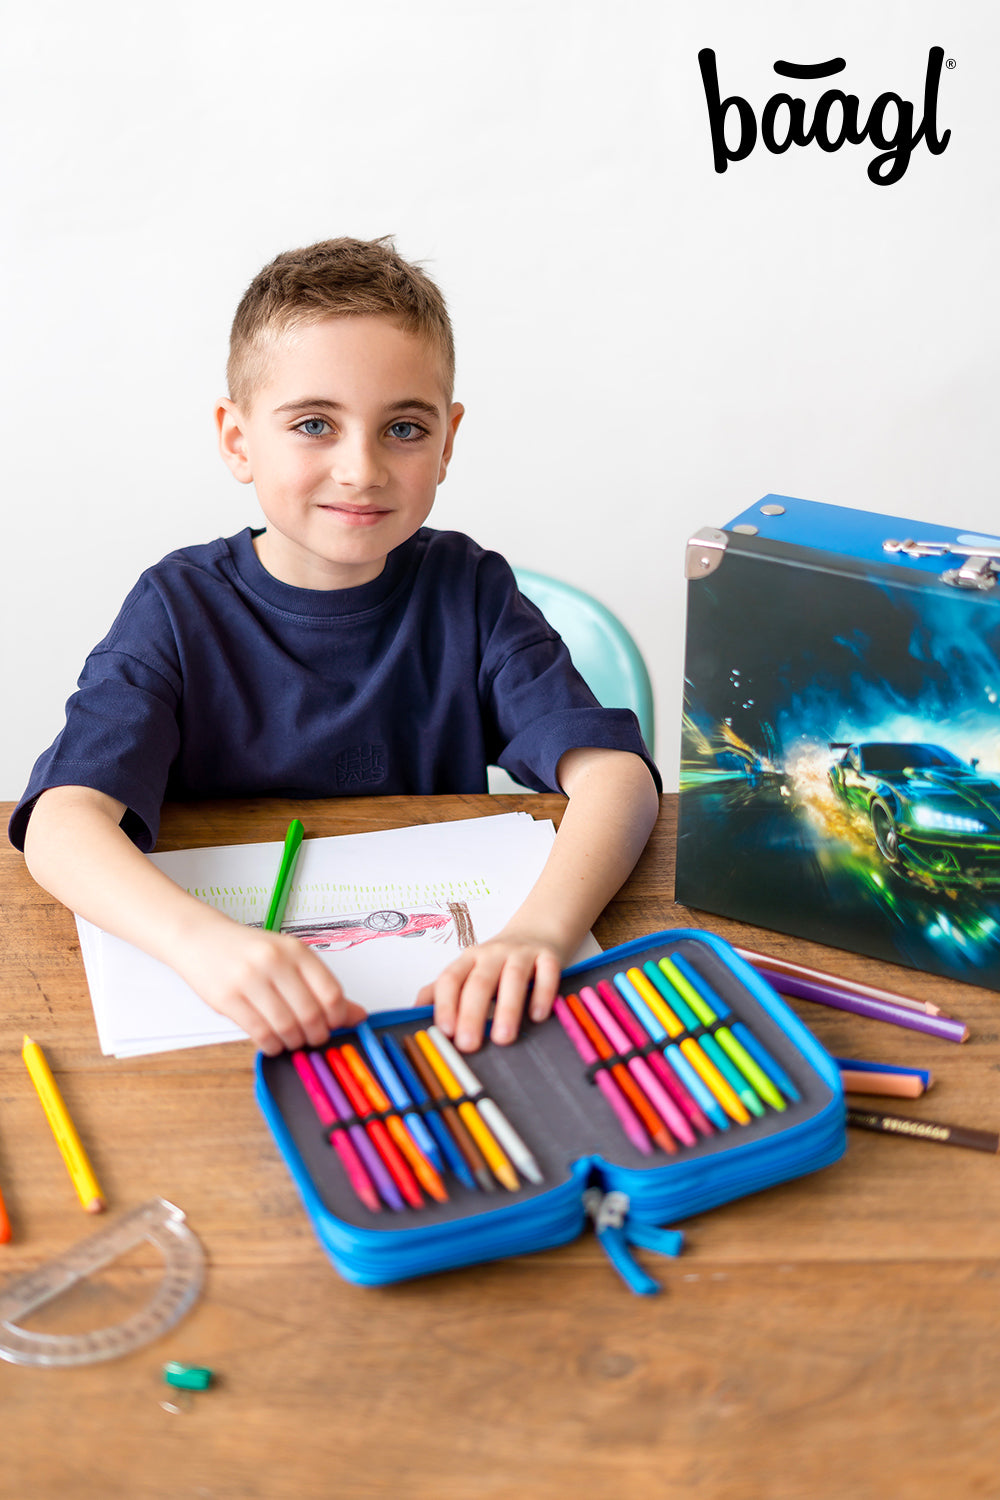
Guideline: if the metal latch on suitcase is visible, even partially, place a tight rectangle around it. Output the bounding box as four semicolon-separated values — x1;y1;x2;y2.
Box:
883;537;1000;591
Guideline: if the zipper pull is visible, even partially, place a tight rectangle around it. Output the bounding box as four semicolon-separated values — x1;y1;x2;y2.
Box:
583;1189;662;1296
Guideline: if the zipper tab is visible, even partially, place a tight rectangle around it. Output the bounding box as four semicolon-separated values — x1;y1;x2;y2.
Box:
582;1189;662;1296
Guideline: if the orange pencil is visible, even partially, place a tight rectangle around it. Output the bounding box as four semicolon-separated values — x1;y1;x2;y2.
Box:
565;994;676;1152
340;1044;449;1203
0;1182;10;1243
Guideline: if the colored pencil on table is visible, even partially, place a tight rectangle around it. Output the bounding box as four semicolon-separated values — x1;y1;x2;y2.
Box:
846;1108;1000;1154
734;947;945;1016
553;997;652;1155
400;1035;496;1192
291;1051;381;1212
840;1071;926;1099
22;1036;105;1214
0;1181;10;1244
757;970;969;1044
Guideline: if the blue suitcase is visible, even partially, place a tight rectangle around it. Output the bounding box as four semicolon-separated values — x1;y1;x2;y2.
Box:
678;493;1000;989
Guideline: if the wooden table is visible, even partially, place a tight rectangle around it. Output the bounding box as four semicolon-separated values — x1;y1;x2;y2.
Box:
3;794;999;1500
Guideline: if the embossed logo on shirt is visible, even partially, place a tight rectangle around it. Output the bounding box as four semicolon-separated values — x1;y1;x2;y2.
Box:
336;744;387;788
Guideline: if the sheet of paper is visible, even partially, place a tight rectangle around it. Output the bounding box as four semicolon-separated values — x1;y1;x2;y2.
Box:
76;812;600;1058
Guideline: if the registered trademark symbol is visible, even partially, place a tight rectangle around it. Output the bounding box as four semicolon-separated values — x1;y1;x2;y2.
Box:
946;57;956;69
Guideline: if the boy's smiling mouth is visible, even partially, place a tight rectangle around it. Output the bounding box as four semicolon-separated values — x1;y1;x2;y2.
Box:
319;502;390;526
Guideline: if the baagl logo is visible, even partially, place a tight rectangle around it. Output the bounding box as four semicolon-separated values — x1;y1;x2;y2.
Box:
698;46;952;185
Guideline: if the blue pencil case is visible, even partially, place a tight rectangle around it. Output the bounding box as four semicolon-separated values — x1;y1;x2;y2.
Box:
255;930;846;1292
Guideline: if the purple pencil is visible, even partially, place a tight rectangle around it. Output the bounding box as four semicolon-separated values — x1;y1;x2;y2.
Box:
553;997;652;1155
757;968;969;1045
309;1050;406;1210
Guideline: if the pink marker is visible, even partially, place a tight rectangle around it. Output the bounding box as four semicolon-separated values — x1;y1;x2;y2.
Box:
292;1051;382;1214
596;980;705;1145
578;986;696;1149
553;997;652;1156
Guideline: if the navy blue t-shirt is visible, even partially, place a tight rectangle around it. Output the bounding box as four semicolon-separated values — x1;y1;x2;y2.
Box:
10;528;657;851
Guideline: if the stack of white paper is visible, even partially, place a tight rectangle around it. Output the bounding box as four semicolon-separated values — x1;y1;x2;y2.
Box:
75;812;599;1058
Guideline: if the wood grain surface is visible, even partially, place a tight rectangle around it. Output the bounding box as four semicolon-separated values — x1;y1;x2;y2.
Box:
2;795;999;1500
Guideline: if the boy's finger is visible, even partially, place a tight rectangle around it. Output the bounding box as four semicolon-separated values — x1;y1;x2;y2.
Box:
454;959;506;1053
490;951;538;1044
528;950;562;1023
430;954;475;1037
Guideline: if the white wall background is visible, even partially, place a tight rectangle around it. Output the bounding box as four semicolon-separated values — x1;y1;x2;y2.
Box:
3;0;997;801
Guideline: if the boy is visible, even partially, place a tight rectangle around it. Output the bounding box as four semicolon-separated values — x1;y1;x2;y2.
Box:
11;237;660;1055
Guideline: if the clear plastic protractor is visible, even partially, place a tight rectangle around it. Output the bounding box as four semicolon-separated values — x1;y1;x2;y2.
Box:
0;1197;205;1367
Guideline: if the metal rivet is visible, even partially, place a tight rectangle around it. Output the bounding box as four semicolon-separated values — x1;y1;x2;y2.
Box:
732;524;758;535
760;504;786;516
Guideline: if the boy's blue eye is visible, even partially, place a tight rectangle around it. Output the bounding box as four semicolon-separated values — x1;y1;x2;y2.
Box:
387;421;424;441
297;418;330;437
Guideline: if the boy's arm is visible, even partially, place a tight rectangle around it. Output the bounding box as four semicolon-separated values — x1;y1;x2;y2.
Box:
423;747;660;1051
22;786;365;1055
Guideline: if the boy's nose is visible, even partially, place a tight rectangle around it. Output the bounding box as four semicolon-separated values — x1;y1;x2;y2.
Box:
332;434;387;490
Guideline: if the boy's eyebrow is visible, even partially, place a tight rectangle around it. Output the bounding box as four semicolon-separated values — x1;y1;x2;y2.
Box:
273;397;443;418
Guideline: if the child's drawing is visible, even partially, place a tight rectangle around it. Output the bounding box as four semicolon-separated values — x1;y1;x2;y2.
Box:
269;901;476;952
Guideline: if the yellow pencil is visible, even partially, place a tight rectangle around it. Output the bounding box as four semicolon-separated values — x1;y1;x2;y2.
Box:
414;1031;520;1192
22;1036;106;1213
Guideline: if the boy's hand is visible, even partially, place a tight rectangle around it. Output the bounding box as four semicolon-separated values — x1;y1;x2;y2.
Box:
173;918;367;1056
418;929;567;1053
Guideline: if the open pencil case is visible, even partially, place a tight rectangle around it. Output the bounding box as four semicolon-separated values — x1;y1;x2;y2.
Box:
255;929;846;1291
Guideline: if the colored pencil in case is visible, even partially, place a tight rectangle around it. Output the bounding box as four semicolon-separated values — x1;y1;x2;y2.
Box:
357;1021;445;1174
553;997;652;1155
728;1021;801;1104
641;961;702;1032
585;984;695;1147
846;1108;1000;1155
640;955;791;1111
657;956;718;1029
565;994;676;1151
340;1043;449;1203
658;958;775;1115
381;1033;477;1190
426;1026;544;1185
605;974;713;1137
292;1052;382;1213
309;1050;404;1210
325;1047;424;1208
757;968;969;1044
734;947;945;1017
413;1031;520;1192
642;966;751;1126
400;1035;496;1192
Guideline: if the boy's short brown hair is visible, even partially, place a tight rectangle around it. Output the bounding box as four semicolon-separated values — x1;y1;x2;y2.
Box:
227;236;455;410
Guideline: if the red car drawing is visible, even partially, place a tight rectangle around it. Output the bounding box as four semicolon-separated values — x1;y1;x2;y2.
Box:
283;909;453;952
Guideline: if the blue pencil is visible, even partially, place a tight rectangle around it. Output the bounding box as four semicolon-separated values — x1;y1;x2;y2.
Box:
381;1033;477;1190
357;1022;445;1175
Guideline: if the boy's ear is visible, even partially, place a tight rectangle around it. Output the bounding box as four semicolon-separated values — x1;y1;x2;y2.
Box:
216;398;254;484
438;402;465;484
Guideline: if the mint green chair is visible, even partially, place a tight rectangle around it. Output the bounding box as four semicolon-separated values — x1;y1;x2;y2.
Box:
488;568;655;791
512;567;655;751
